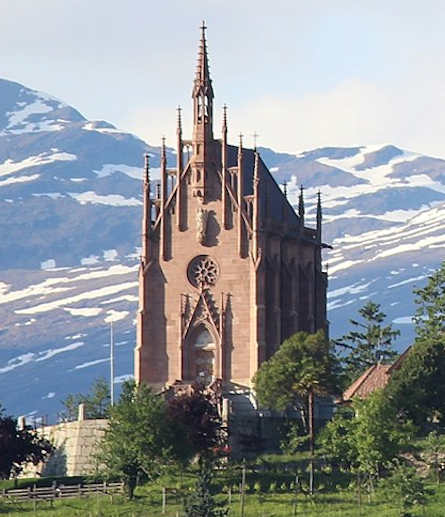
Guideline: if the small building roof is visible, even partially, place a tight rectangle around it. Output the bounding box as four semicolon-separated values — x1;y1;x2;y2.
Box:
343;363;392;402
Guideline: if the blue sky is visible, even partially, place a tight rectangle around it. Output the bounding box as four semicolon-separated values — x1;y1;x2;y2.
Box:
1;0;445;156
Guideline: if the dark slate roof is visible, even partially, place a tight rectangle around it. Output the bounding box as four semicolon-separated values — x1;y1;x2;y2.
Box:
226;144;300;228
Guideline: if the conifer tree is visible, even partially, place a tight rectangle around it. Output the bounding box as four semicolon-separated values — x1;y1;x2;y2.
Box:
386;262;445;427
413;260;445;343
337;301;399;385
184;458;228;517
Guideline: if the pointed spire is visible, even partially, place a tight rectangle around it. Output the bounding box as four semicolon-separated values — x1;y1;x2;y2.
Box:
237;132;244;257
177;106;184;231
254;149;260;182
176;105;182;136
161;136;167;200
253;132;259;152
161;136;166;158
160;136;167;261
192;22;214;145
298;184;305;225
193;20;213;97
222;105;228;229
141;152;151;263
316;190;322;241
283;181;287;198
253;149;261;257
222;104;227;133
144;152;150;184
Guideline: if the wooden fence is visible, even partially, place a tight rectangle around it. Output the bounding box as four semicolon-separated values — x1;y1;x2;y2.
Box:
0;481;123;502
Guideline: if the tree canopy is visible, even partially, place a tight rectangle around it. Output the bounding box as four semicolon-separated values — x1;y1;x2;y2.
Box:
97;381;175;499
167;384;227;463
60;377;110;421
386;262;445;428
336;301;399;386
253;330;339;413
320;390;414;477
413;260;445;343
0;404;53;480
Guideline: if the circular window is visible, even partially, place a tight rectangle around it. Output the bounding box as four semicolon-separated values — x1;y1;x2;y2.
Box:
187;255;219;288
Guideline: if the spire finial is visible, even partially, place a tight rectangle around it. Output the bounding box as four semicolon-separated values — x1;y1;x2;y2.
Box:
298;184;305;219
252;132;259;151
144;152;150;183
200;20;207;36
316;190;322;239
177;106;182;134
192;22;214;142
223;104;227;129
283;181;287;198
254;148;260;180
194;21;212;86
239;132;243;148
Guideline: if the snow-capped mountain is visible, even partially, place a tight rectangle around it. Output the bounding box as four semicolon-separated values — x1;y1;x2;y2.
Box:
0;78;444;419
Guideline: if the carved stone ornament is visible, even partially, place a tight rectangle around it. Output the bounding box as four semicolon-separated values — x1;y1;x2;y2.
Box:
187;255;219;288
196;207;209;244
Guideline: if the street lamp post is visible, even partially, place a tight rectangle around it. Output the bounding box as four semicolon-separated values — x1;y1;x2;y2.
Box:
110;320;114;406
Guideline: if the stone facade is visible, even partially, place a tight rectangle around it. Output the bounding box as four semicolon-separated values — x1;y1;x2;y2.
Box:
135;24;328;394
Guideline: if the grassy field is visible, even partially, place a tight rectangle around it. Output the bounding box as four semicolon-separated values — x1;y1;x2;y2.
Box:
1;478;445;517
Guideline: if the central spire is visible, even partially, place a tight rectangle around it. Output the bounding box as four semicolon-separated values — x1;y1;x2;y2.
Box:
192;21;214;144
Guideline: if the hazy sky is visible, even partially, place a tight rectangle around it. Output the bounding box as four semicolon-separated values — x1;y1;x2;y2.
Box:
1;0;445;157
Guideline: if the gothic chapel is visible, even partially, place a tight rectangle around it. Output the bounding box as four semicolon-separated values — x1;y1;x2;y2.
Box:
135;24;328;394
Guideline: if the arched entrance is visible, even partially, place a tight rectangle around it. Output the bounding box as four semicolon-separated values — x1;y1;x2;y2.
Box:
187;325;216;385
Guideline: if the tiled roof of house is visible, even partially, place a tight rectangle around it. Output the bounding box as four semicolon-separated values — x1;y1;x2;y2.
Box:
343;363;392;402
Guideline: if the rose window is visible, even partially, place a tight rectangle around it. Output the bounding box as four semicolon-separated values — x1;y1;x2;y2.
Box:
187;255;219;288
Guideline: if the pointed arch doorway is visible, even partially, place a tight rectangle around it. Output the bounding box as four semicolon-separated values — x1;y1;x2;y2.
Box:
186;324;217;385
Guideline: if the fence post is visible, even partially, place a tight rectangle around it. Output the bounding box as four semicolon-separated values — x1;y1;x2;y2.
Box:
162;487;166;514
240;461;246;517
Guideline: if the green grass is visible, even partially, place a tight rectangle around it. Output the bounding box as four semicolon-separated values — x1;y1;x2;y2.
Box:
1;476;445;517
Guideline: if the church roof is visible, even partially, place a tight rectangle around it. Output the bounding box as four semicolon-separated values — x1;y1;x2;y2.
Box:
226;144;302;229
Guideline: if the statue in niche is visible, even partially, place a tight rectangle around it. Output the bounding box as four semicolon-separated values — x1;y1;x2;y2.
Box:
196;207;209;244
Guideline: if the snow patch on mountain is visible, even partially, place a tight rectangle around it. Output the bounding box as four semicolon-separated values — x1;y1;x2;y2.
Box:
64;307;102;317
94;163;141;179
69;191;142;206
15;281;138;314
0;151;77;178
74;358;109;370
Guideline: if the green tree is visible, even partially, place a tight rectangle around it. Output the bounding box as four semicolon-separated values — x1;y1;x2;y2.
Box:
353;391;414;478
97;381;175;499
386;263;445;428
167;384;227;463
254;331;339;491
0;404;53;479
320;390;414;479
184;458;228;517
423;431;445;484
413;260;445;343
386;338;445;427
60;377;111;421
336;301;399;386
380;461;431;517
318;406;357;471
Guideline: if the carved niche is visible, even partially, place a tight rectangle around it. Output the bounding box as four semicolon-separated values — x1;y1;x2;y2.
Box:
196;207;209;244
